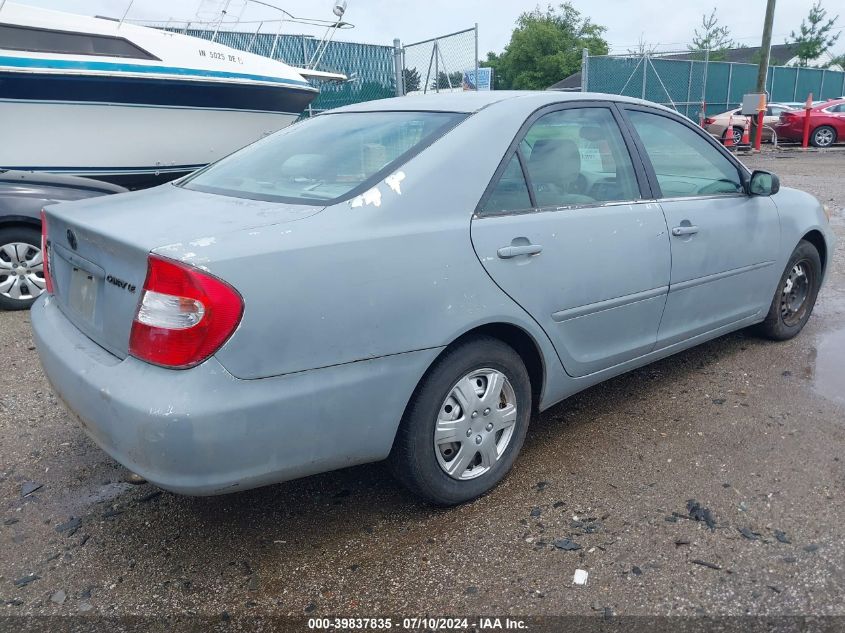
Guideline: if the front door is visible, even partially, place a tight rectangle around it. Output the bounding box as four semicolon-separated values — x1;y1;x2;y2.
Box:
621;107;781;348
471;104;671;377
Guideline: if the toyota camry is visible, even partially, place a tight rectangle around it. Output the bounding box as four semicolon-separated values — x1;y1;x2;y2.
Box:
33;91;835;505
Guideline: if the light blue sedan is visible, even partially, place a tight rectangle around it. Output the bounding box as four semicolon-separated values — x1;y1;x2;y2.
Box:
33;92;835;505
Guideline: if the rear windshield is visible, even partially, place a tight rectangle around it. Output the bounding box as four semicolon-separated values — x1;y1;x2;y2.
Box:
180;111;466;204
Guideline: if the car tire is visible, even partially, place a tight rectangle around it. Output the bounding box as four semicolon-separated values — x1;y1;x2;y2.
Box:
723;127;743;145
810;125;836;148
388;336;532;506
0;226;46;311
758;240;822;341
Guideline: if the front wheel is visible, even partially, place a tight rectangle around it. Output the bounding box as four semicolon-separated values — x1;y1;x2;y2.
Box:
388;336;532;505
758;240;822;341
723;126;743;146
811;125;836;148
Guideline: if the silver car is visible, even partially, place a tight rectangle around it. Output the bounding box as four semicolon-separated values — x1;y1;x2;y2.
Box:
32;92;835;505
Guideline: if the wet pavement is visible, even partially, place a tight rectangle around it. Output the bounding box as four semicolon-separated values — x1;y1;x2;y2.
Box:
0;151;844;621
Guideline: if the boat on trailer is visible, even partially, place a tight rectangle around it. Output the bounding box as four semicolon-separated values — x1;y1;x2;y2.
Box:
0;2;346;187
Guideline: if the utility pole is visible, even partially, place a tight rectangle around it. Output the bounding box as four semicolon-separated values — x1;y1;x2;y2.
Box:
755;0;776;93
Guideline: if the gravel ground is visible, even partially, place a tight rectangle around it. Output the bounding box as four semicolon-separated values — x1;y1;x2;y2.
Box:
0;150;843;625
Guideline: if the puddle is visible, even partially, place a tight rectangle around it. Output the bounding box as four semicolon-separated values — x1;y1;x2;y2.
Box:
813;329;845;406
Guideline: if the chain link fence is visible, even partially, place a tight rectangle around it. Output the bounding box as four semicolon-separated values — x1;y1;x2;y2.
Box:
399;27;480;95
584;51;708;120
583;50;845;121
149;23;487;112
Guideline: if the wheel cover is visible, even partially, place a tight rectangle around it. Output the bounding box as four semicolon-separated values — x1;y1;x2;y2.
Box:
780;260;813;327
733;128;743;144
433;368;518;481
815;128;834;146
0;242;45;302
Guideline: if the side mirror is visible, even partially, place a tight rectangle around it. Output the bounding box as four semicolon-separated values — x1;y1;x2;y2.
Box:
748;170;780;196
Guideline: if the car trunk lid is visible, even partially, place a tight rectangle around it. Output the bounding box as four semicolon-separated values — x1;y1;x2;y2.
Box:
44;184;324;358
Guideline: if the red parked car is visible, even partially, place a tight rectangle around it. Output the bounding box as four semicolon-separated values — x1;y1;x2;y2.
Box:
773;98;845;147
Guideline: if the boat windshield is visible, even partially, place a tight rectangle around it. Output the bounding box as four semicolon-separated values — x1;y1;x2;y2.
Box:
179;111;466;205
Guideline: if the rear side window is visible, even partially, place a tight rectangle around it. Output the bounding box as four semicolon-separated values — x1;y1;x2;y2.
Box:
479;107;641;215
182;111;465;204
481;154;532;215
0;24;158;59
627;110;743;198
521;107;641;208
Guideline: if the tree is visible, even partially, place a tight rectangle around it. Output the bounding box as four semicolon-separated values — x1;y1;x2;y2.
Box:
829;53;845;69
482;3;609;90
402;67;420;93
433;70;464;90
788;1;840;66
627;36;658;57
688;8;735;60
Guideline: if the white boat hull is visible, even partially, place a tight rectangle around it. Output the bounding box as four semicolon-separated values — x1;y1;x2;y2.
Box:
0;2;321;187
0;100;298;182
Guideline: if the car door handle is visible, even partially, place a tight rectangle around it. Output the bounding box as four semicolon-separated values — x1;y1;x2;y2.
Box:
671;225;699;236
497;244;543;259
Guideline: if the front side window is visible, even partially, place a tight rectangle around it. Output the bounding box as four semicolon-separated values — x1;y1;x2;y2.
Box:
181;111;465;204
520;108;641;209
627;110;743;198
0;24;157;59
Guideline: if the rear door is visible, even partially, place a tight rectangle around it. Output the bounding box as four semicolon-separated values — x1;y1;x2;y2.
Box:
619;106;780;348
471;103;671;378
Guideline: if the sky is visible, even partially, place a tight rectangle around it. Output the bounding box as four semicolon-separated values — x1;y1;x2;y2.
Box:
15;0;845;57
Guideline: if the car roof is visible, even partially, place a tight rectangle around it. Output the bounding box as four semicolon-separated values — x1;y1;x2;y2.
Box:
716;103;793;115
816;98;845;109
332;90;675;115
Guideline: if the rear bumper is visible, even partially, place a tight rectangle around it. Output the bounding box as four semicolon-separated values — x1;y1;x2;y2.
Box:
772;123;802;141
703;123;728;137
32;295;440;495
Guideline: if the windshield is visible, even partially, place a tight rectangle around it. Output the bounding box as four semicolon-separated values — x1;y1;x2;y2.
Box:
180;111;466;204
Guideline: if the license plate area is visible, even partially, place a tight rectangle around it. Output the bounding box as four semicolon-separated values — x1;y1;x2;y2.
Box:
68;266;98;322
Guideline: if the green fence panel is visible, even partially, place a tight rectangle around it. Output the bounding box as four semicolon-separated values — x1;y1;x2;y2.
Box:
819;70;845;100
688;60;707;119
647;58;695;106
704;61;730;113
584;54;845;120
587;55;645;97
796;67;823;103
769;65;797;102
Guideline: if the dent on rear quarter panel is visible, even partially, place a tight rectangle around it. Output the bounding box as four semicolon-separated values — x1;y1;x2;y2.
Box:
191;100;569;397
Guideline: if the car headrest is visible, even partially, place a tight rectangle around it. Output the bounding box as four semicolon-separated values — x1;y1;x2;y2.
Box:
528;138;581;182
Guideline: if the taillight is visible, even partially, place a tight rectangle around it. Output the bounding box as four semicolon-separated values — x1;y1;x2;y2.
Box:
703;117;716;126
129;255;243;369
40;209;54;294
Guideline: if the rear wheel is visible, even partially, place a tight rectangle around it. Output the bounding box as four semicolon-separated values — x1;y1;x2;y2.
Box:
0;226;46;311
389;336;532;505
811;126;836;148
758;240;822;341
